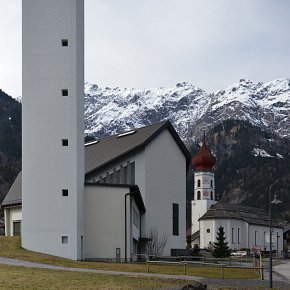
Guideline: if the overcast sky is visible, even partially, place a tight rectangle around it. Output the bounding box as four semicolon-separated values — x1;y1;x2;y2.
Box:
1;0;290;98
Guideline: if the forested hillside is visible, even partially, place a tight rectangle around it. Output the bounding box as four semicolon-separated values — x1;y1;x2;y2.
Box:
189;120;290;221
0;90;21;203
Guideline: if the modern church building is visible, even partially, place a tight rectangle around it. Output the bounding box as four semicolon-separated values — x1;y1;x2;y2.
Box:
7;0;190;261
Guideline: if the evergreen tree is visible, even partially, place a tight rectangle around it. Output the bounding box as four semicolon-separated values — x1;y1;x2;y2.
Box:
212;226;231;258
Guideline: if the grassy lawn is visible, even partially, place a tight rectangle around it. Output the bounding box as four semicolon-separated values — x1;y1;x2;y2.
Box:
0;264;187;290
0;237;260;280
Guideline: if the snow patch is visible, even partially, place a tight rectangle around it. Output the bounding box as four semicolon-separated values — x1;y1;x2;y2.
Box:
252;148;274;158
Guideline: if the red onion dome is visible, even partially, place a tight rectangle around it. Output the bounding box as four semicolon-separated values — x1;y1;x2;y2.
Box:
192;134;216;171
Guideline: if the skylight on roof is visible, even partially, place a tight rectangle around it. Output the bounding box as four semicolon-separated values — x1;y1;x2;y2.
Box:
117;130;136;138
85;140;99;146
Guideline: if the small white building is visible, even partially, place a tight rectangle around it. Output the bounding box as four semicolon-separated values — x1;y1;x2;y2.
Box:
3;121;191;261
199;203;284;254
191;134;284;255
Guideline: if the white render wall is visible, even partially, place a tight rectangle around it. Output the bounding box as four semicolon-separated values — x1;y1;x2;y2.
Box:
139;129;187;255
22;0;84;260
86;129;187;256
4;206;22;236
85;185;141;261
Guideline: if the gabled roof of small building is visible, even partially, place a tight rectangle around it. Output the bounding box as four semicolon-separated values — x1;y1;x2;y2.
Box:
2;172;22;207
199;202;282;228
85;121;191;177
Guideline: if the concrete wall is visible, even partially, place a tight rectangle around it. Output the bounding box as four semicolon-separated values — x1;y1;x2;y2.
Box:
22;0;84;260
84;185;140;261
4;206;22;236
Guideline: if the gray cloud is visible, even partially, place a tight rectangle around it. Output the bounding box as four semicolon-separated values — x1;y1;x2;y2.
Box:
1;0;290;97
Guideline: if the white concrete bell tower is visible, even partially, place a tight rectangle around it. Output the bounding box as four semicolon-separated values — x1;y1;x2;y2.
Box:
191;133;217;237
22;0;84;260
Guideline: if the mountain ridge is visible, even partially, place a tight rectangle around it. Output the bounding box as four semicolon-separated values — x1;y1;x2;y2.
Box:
84;78;290;144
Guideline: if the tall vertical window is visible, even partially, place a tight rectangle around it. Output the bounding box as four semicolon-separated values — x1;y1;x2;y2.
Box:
211;180;213;188
231;227;235;243
133;207;139;228
197;180;201;187
210;191;213;200
255;230;258;246
238;228;241;244
263;232;266;247
197;191;201;200
172;203;179;236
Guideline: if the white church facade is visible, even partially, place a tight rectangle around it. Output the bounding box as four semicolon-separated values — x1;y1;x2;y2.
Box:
191;134;284;255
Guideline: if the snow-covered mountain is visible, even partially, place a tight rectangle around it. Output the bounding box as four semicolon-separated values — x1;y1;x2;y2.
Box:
84;78;290;144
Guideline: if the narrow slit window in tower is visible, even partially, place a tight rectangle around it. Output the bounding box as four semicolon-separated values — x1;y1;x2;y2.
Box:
62;189;68;196
62;89;69;97
197;180;201;187
197;191;201;200
61;39;68;46
62;139;68;146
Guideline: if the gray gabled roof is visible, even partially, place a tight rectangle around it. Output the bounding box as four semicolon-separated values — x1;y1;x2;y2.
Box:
199;202;282;228
85;121;191;177
2;121;190;207
2;172;22;207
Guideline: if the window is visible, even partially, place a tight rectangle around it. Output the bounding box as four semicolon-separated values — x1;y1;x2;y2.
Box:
123;166;127;183
62;236;68;244
210;191;213;200
263;232;266;247
62;189;68;196
237;228;241;244
133;207;139;228
255;230;258;246
206;229;210;233
197;191;201;200
13;221;21;236
62;89;69;96
211;180;213;187
231;227;235;243
172;203;179;236
62;139;68;146
197;180;201;187
131;162;135;184
61;39;68;46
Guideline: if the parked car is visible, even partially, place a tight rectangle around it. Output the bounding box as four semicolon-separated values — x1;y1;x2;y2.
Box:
230;250;247;257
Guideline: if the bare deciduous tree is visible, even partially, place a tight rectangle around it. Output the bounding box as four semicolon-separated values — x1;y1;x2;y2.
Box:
145;228;168;257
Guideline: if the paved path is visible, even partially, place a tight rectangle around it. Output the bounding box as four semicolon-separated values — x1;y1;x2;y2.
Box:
273;261;290;281
0;257;290;289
